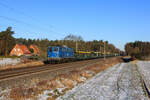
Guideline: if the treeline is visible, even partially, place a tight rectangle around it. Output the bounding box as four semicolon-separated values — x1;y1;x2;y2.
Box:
0;27;120;58
0;27;15;56
125;41;150;59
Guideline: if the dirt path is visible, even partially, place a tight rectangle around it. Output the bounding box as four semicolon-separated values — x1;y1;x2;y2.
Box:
57;63;149;100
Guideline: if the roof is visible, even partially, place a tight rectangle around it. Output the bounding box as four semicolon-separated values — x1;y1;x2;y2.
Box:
48;46;73;49
17;44;31;54
30;45;40;53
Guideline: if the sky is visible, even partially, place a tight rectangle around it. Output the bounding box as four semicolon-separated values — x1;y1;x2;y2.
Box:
0;0;150;50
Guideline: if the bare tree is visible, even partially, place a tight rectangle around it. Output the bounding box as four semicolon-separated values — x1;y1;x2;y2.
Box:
64;34;83;41
64;34;83;52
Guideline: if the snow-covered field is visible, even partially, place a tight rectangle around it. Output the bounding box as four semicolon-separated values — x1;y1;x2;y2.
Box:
0;58;21;67
57;63;149;100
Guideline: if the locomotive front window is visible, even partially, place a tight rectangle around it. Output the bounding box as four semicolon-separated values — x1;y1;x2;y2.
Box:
54;48;58;52
49;48;52;52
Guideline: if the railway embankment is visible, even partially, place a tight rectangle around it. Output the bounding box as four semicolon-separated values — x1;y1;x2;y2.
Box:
0;57;120;100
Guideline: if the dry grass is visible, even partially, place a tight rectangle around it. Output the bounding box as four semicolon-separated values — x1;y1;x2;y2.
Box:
81;70;95;79
85;64;105;73
36;80;50;92
9;86;30;100
68;70;83;83
61;79;74;89
49;80;64;89
47;97;56;100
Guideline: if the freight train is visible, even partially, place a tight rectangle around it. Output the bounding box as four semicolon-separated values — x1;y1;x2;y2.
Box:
44;46;119;64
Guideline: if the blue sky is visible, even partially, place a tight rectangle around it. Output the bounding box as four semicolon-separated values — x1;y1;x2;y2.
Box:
0;0;150;50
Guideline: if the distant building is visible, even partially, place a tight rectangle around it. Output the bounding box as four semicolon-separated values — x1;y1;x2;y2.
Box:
10;44;31;56
29;45;40;55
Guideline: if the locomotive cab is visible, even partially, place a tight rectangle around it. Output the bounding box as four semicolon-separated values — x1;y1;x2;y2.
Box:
47;46;74;59
48;46;59;59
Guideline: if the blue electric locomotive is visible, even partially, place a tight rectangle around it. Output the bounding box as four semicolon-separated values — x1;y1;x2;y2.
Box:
47;46;74;59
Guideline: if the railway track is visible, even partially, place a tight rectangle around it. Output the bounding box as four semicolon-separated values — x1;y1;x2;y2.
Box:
135;63;150;98
116;63;149;99
0;58;102;82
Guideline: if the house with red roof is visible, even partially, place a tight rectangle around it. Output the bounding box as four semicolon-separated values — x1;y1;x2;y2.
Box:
10;44;31;56
29;45;40;55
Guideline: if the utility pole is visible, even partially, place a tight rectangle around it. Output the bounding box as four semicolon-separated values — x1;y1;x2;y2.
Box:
104;41;106;60
100;43;101;56
76;40;78;52
100;42;102;57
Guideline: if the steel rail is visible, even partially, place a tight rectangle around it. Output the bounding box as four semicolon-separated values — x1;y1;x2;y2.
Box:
0;58;101;81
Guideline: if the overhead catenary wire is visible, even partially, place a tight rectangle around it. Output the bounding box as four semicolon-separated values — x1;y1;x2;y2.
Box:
0;15;65;39
0;23;42;39
0;16;57;39
0;1;67;39
0;16;34;27
0;1;52;27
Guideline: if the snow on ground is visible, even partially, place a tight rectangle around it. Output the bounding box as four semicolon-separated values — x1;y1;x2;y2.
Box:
37;87;67;100
0;58;21;67
57;64;123;100
137;61;150;82
0;88;11;100
57;63;149;100
137;61;150;93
